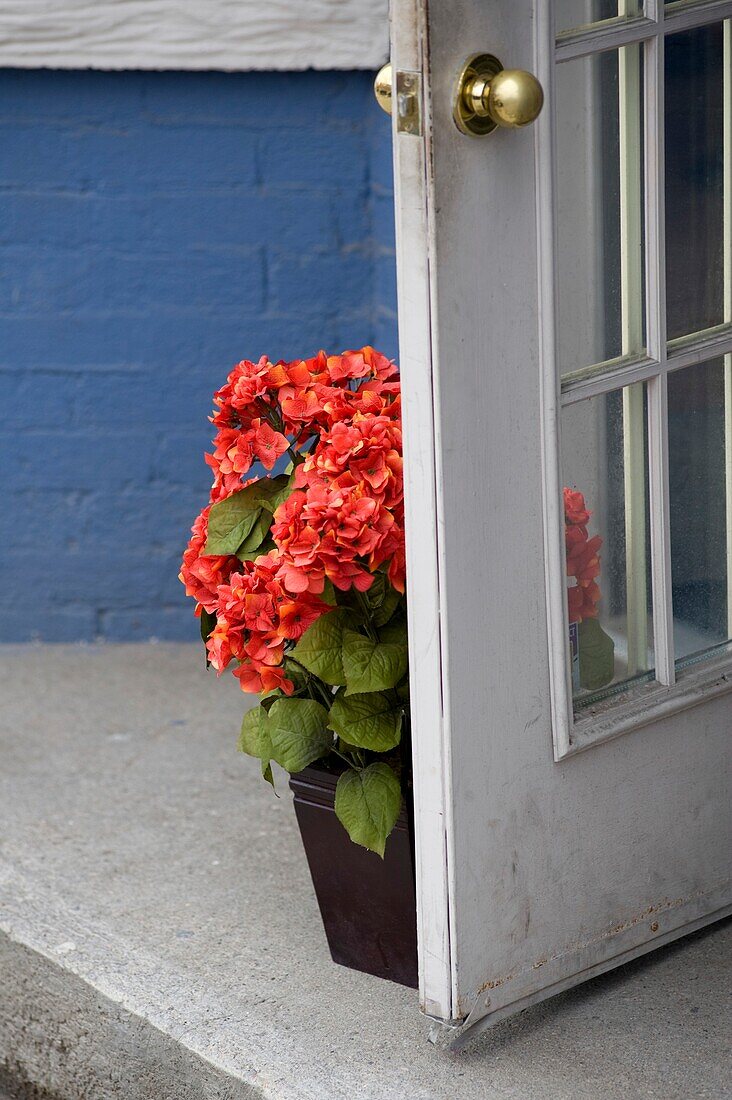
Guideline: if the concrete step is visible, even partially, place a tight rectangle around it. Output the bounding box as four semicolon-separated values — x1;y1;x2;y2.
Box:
1;644;730;1100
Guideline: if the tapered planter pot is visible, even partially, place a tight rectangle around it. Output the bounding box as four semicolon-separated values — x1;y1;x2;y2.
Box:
289;763;418;988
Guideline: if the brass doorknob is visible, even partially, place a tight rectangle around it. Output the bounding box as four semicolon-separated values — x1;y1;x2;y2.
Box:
454;53;544;136
374;63;391;116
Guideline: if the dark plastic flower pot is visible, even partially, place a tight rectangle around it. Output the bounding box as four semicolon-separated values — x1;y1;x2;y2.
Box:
289;763;418;988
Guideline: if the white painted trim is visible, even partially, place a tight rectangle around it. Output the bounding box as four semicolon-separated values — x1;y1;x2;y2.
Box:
568;643;732;751
555;0;732;62
669;325;732;367
559;326;732;403
647;372;677;684
665;0;732;32
561;354;662;401
623;382;649;675
556;17;658;62
619;28;648;677
0;0;389;72
723;19;732;636
537;2;574;760
391;0;455;1023
645;18;677;689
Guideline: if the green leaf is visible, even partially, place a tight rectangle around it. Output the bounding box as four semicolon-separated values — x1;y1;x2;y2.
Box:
204;474;295;556
321;577;337;606
239;705;277;790
265;698;332;774
578;617;615;690
362;571;387;608
378;616;408;647
200;607;216;667
238;704;271;758
235;510;271;561
204;482;266;555
356;572;404;628
254;472;296;514
200;607;216;644
334;763;402;857
342;628;408;695
328;691;402;752
372;585;403;628
291;609;350;686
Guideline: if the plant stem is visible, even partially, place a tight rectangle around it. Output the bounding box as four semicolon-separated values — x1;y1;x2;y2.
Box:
284;656;333;708
355;590;377;642
331;748;360;771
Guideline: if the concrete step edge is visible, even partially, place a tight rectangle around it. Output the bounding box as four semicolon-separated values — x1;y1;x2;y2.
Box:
0;859;268;1100
1;928;263;1100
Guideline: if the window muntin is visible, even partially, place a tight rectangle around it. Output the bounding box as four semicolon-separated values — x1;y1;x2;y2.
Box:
544;3;732;750
556;0;643;36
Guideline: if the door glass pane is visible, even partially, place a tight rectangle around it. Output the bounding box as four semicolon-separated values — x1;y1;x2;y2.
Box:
669;358;732;662
556;1;641;35
557;46;645;380
562;384;654;708
665;22;726;342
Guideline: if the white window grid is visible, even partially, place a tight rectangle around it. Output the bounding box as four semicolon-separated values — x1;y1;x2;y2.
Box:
536;0;732;757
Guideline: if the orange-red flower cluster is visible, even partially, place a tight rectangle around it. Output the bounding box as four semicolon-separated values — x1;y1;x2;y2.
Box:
179;507;239;614
180;347;405;696
206;551;329;696
564;487;602;624
273;401;404;596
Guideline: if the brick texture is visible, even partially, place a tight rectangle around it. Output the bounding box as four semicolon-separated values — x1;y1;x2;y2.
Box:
0;68;398;641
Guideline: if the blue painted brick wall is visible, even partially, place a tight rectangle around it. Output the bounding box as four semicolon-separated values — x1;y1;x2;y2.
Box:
0;69;397;642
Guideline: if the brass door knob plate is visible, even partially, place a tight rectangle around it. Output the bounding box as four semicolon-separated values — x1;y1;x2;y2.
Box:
454;54;544;135
374;53;543;138
373;64;422;135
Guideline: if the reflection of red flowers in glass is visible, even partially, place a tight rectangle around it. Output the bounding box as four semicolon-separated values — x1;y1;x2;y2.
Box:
564;487;602;623
180;347;405;696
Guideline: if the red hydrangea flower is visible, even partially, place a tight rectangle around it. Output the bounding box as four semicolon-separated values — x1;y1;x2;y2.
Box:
181;346;405;696
205;552;331;696
179;507;239;615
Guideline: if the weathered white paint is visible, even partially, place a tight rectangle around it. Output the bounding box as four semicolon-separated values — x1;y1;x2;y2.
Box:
394;0;732;1030
391;0;454;1020
724;19;732;637
0;0;389;71
618;18;648;678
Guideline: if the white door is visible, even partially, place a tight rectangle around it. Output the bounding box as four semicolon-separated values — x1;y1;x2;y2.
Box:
391;0;732;1036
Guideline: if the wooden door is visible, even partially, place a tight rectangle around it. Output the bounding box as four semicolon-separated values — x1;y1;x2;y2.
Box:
392;0;732;1038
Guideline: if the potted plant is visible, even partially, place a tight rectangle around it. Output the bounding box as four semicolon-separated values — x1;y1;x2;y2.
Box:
180;347;418;987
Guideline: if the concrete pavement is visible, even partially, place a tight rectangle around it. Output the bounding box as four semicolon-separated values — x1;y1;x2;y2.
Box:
0;644;729;1099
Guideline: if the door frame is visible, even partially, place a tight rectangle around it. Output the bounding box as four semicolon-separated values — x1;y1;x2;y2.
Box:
390;0;455;1023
